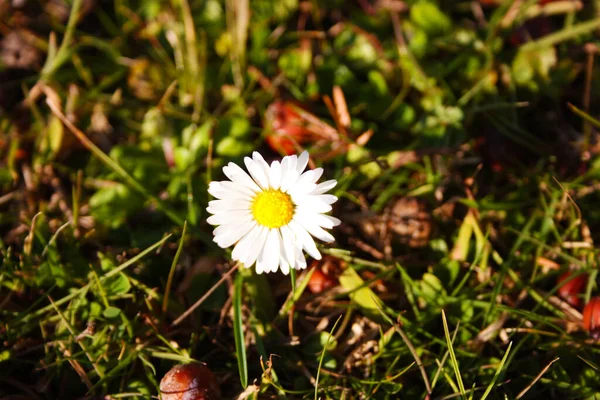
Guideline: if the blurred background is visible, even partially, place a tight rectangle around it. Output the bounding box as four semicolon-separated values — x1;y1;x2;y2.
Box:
2;0;600;399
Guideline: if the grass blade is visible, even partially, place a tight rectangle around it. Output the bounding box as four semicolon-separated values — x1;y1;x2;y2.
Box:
162;221;187;313
480;341;513;400
373;296;432;396
233;271;248;388
567;102;600;130
441;310;466;399
278;267;315;320
521;18;600;51
15;233;171;326
315;315;342;400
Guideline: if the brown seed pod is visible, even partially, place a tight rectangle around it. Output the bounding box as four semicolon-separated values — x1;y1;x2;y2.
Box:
558;272;587;309
387;197;432;248
0;30;41;70
583;297;600;339
160;363;221;400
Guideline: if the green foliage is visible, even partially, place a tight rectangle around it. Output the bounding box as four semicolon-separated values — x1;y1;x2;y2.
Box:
410;2;452;37
2;0;600;399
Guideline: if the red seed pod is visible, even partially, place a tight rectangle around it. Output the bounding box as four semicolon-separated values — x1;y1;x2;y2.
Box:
583;297;600;339
558;272;587;309
308;268;336;294
264;101;312;155
160;363;221;400
307;256;343;294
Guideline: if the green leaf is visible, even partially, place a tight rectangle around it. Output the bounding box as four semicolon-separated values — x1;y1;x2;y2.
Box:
338;267;383;316
419;272;447;306
104;273;131;296
512;47;556;86
47;115;64;159
215;136;254;158
109;145;168;188
410;2;451;37
103;306;121;319
89;183;145;229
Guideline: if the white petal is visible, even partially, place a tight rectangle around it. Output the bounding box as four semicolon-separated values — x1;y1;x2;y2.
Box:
244;157;269;189
268;229;282;273
255;258;264;274
280;155;300;192
286;154;298;173
208;181;247;200
297;170;317;187
242;226;269;268
293;200;332;214
295;211;340;229
207;209;252;225
269;160;282;189
280;154;292;180
289;220;321;260
257;229;281;274
312;179;337;194
252;152;273;184
311;168;324;183
279;256;290;275
288;171;318;197
214;220;256;248
252;151;270;177
293;195;337;211
207;181;227;199
314;194;338;205
213;216;251;237
295;250;307;270
223;163;261;193
209;181;255;200
252;151;269;165
296;151;309;174
297;217;335;243
232;225;261;262
324;214;341;227
279;225;296;268
207;198;251;213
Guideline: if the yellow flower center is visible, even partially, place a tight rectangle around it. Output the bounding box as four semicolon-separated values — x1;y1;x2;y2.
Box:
251;189;294;228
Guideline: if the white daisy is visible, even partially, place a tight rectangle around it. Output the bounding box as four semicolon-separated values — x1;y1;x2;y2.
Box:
206;151;341;274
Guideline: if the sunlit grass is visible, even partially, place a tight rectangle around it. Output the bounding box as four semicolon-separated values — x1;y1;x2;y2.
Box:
2;1;600;399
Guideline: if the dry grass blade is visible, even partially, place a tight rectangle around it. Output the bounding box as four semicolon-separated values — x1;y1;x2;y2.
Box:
333;85;350;128
372;296;432;396
393;319;432;396
171;263;239;327
516;358;560;399
44;89;185;226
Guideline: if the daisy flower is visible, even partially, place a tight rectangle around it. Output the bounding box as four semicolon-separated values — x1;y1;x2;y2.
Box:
206;151;340;274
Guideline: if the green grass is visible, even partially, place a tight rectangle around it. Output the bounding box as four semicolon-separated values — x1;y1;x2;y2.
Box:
2;0;600;399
